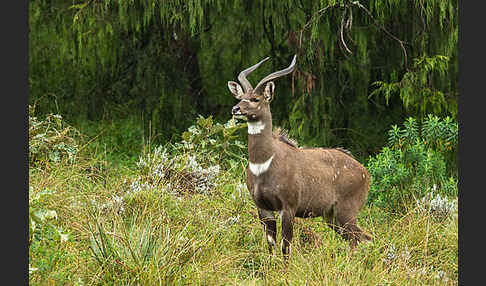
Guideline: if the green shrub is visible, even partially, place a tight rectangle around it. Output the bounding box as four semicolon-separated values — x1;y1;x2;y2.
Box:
367;115;458;210
29;186;70;282
178;115;248;169
29;187;69;246
29;105;81;165
124;115;247;197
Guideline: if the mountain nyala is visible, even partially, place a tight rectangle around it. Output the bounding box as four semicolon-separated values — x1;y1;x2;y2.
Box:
228;55;371;257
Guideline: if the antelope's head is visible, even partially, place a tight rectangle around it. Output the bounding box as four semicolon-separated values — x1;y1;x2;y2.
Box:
229;55;296;122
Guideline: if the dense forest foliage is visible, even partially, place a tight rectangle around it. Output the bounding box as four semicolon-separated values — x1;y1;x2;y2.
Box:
29;0;458;160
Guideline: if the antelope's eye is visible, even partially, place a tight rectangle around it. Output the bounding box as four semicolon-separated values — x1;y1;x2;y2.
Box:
250;98;260;102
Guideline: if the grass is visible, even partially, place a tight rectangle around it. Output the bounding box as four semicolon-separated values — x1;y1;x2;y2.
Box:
29;116;457;285
29;160;457;285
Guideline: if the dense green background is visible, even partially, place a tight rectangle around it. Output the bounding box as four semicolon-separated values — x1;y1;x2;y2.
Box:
29;0;458;161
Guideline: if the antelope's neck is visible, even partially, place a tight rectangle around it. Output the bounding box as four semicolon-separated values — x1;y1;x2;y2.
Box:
247;117;274;164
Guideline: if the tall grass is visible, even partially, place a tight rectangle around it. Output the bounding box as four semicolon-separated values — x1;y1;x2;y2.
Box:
29;113;457;285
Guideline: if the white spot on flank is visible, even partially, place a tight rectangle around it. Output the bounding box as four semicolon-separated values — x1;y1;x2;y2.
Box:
249;154;274;176
267;234;276;246
362;173;365;179
247;121;265;134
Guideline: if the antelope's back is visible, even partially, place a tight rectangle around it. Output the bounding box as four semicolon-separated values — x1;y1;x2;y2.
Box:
295;147;369;197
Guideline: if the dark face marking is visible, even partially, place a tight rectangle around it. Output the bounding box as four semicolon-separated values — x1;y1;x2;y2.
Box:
232;94;267;121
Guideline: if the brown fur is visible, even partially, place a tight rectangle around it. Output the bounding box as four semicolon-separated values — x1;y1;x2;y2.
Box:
228;57;371;257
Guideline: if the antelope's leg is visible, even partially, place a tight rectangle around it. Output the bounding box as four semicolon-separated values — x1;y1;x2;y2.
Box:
325;201;371;250
339;216;368;250
325;202;347;239
258;208;277;254
280;208;295;258
332;209;368;249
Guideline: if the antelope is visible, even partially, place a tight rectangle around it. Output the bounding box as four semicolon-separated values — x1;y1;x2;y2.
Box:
228;55;372;257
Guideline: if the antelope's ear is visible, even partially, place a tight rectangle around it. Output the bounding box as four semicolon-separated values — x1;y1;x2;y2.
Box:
227;81;244;99
263;81;275;102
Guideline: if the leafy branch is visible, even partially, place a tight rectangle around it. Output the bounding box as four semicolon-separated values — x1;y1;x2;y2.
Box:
369;54;451;117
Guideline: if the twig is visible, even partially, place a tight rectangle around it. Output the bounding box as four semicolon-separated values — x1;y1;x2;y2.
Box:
345;6;355;45
298;3;341;49
340;7;353;55
72;0;95;23
346;5;353;30
419;0;427;33
298;0;410;71
348;0;409;71
78;129;106;153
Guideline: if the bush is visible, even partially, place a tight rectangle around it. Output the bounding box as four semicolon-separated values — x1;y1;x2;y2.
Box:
126;115;248;197
29;187;69;249
178;115;248;170
366;115;458;210
29;105;81;165
415;185;458;219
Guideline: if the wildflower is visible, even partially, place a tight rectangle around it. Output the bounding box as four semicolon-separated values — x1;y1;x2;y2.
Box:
129;179;149;195
417;191;457;217
188;125;200;135
186;155;200;171
207;164;221;179
226;215;240;226
136;156;147;169
183;142;194;150
29;265;38;275
435;270;448;282
60;233;69;243
100;195;126;214
113;195;125;213
224;118;237;129
232;183;247;200
401;245;411;261
152;163;164;179
383;243;397;264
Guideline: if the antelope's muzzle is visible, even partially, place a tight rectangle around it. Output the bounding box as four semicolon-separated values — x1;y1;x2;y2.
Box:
232;105;242;115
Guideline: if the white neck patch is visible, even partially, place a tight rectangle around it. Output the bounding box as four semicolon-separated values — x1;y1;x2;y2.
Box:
249;154;274;176
247;121;265;135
